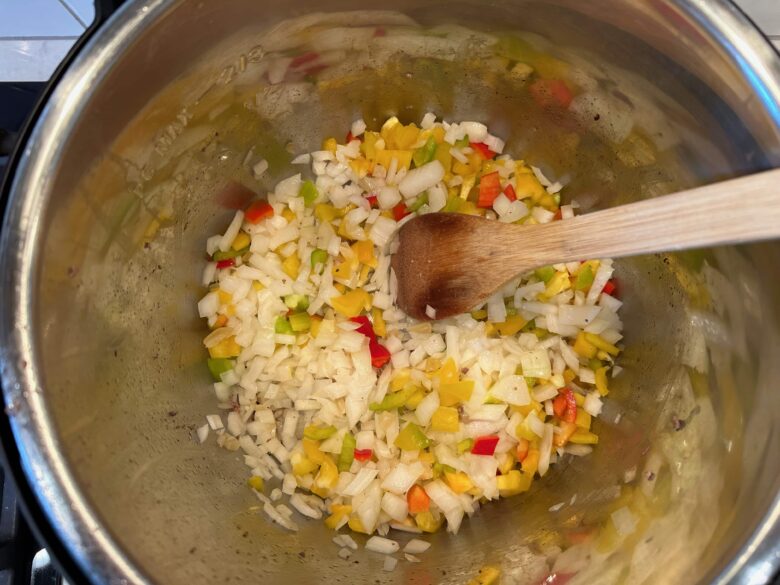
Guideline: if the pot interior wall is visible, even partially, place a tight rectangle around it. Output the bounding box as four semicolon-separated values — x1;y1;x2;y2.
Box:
22;1;780;583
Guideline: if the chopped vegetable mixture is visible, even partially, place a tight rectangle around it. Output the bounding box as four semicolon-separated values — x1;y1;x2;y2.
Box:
196;114;624;538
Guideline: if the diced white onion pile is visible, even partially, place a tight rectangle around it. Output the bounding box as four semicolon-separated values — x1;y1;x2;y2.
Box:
196;114;623;546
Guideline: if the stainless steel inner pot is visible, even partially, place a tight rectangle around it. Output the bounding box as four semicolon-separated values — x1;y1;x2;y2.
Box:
2;1;780;584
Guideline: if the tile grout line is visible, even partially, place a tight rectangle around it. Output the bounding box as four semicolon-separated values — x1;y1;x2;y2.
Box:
0;35;81;42
55;0;88;29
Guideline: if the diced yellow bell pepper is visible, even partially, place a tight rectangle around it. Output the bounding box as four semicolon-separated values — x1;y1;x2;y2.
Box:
349;157;373;177
252;281;264;291
573;331;598;359
468;565;501;585
585;333;620;356
438;380;474;406
360;131;381;160
444;471;474;494
431;406;460;432
217;289;232;304
437;357;460;385
312;456;338;496
348;514;369;534
539;192;558;211
515;172;546;201
515;420;538;442
231;231;250;251
431;126;446;144
324;504;352;530
281;207;296;223
595;366;609;396
282;254;301;279
333;257;358;281
310;314;323;338
471;309;488;320
512;400;543;417
247;476;265;492
570;429;599;444
492;314;527;336
460;174;477;199
208;336;242;358
575;409;592;430
434;143;452;171
497;470;533;497
390;369;411;392
322;137;337;152
302;438;327;464
291;452;319;477
497;452;516;475
375;149;413;171
381;120;420;150
372;307;386;338
315;203;341;223
406;388;426;409
352;240;377;268
563;368;576;384
330;288;371;318
418;451;435;465
521;448;540;475
414;511;443;533
542;271;571;299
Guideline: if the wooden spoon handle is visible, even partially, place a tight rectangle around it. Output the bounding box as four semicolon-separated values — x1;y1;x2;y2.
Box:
510;168;780;265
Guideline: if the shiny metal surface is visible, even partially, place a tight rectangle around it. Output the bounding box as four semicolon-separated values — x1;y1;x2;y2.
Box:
1;1;780;584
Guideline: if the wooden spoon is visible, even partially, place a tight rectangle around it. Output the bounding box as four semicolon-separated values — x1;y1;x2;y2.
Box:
392;168;780;320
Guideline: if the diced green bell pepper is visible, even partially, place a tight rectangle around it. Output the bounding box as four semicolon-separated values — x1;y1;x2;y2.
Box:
369;385;416;411
207;358;234;381
299;180;318;207
395;423;430;451
310;248;328;270
412;136;437;168
275;316;294;334
456;438;474;454
535;265;555;283
574;264;594;291
284;294;310;311
408;193;429;212
289;311;312;332
338;433;356;472
303;425;337;441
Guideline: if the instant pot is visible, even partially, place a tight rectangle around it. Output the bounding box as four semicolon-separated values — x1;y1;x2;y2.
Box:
1;1;779;583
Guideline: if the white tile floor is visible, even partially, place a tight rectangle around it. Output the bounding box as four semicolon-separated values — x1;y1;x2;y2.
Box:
0;0;776;82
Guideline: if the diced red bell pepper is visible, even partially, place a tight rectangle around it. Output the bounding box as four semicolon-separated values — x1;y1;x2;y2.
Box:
602;279;618;297
346;131;363;143
393;201;411;221
530;79;574;109
350;316;377;341
369;340;391;368
216;181;256;210
245;200;274;224
353;448;373;462
290;51;319;69
553;208;563;221
503;184;517;202
477;171;502;208
216;258;236;269
407;484;430;513
470;141;496;160
552;393;567;418
365;194;378;208
471;435;500;456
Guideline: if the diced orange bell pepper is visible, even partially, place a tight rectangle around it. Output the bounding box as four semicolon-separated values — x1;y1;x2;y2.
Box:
477;171;502;208
407;484;430;513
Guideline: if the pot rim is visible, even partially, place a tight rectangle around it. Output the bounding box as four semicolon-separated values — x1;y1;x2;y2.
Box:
1;1;779;583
